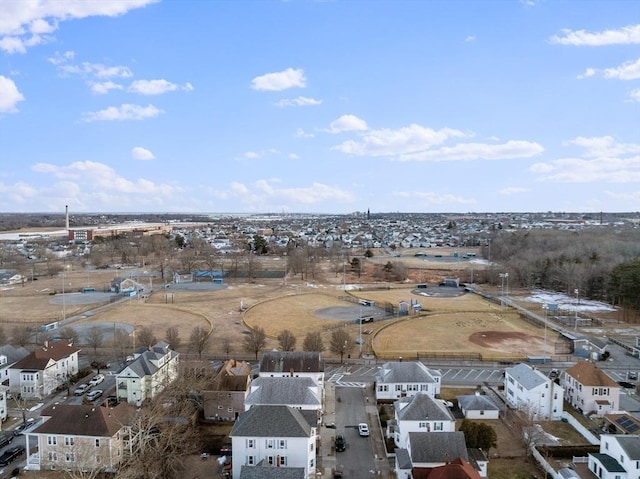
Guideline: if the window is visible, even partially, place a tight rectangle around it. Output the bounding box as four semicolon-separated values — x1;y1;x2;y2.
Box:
247;456;255;465
480;410;485;415
48;436;57;445
48;451;57;461
418;422;427;428
434;422;443;431
266;439;274;449
267;456;275;465
218;405;223;409
65;437;74;446
395;385;402;391
420;384;429;391
279;440;286;449
65;452;75;462
247;439;255;448
95;439;100;448
279;456;287;466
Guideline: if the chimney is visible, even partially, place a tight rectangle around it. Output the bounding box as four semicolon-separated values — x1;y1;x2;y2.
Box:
65;205;69;230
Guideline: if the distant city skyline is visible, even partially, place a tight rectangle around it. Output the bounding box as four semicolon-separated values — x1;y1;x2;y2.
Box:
0;1;638;214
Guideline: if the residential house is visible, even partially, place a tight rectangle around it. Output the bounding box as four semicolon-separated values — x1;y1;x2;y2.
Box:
25;403;133;473
415;457;482;479
375;361;441;401
603;413;640;435
230;405;318;479
389;392;456;448
115;341;179;405
239;462;305;479
564;362;620;417
588;434;640;479
245;377;321;411
504;363;563;420
574;337;609;361
203;359;251;422
8;342;80;399
0;385;8;422
0;345;30;384
457;393;500;420
259;351;324;388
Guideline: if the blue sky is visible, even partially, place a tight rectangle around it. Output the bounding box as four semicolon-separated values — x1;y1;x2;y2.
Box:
0;0;638;214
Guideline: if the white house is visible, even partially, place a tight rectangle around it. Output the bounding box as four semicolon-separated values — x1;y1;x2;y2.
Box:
390;392;456;448
115;342;179;405
504;363;563;420
229;405;317;479
8;342;80;399
564;362;620;417
0;385;8;422
0;345;30;384
244;377;321;411
588;434;640;479
457;393;500;420
375;362;441;401
25;403;133;473
259;351;324;388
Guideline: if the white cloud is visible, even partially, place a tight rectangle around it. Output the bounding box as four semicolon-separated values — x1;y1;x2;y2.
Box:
0;0;158;53
333;123;467;156
82;104;163;122
131;147;155;161
393;191;476;205
273;96;322;107
128;79;193;95
288;153;299;160
397;140;545;162
326;114;368;134
244;151;260;159
465;35;476;42
603;58;640;80
531;136;640;183
629;88;640;102
89;81;123;95
295;128;314;138
577;68;596;79
0;75;25;113
47;50;75;65
550;24;640;46
499;186;529;195
251;68;306;91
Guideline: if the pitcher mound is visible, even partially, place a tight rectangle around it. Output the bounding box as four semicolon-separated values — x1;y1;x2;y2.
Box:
469;330;544;355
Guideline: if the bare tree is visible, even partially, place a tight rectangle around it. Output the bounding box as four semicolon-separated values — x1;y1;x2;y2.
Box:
84;326;104;356
136;326;157;349
511;402;543;456
221;336;233;358
113;329;133;366
303;331;325;353
243;326;266;360
11;325;31;347
329;329;353;362
59;326;79;345
189;326;211;359
277;329;296;351
165;326;181;351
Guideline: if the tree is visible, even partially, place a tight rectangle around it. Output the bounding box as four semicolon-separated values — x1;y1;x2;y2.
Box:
329;329;353;362
302;331;325;353
459;419;497;454
11;325;31;347
174;234;186;248
136;326;157;349
364;249;373;258
251;234;269;255
59;326;79;345
113;329;133;366
243;326;266;360
350;257;362;277
165;326;181;351
84;326;104;356
277;329;296;351
511;402;543;456
221;336;233;358
189;326;211;359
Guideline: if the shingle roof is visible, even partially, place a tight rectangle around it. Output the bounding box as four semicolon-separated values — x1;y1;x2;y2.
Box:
505;363;546;391
11;343;80;371
376;362;441;384
590;453;626;472
259;351;324;374
230;405;313;438
565;362;619;387
246;377;320;407
395;393;454;422
32;403;133;437
613;435;640;460
0;345;30;367
239;465;305;479
408;431;468;463
457;394;500;412
395;448;412;469
422;457;481;479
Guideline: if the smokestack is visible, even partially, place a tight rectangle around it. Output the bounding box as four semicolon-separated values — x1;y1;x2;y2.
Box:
65;205;69;230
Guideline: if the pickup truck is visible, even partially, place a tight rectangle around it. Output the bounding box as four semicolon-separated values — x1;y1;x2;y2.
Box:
0;445;25;467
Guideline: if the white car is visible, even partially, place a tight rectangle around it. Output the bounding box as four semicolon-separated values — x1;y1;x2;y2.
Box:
74;384;89;396
86;390;103;401
89;374;105;387
358;423;369;437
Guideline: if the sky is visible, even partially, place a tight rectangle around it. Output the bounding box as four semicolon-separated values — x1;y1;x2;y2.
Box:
0;0;639;215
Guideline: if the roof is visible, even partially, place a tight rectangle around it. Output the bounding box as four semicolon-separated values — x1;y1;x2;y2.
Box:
230;405;313;438
239;465;305;479
395;393;454;422
611;435;640;460
395;448;412;469
505;363;547;391
11;343;80;371
245;377;320;407
0;345;30;367
565;362;619;388
32;403;133;437
589;453;626;472
457;394;500;412
408;431;468;463
604;414;640;435
118;342;177;379
423;457;482;479
259;351;324;374
376;361;441;384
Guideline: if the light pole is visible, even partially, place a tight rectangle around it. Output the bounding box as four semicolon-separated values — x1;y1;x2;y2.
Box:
499;273;508;307
574;289;579;332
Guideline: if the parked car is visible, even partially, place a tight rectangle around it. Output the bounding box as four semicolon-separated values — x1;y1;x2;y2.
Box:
0;433;13;448
358;423;369;437
86;389;103;401
335;434;346;452
628;371;638;380
89;374;105;387
13;418;34;436
74;384;89;396
0;445;25;466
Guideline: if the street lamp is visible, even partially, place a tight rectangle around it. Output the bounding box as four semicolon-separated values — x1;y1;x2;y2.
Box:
574;289;580;332
499;273;509;307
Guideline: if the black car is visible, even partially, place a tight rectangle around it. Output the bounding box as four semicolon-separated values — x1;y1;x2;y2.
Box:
0;445;25;467
0;433;13;448
335;434;346;452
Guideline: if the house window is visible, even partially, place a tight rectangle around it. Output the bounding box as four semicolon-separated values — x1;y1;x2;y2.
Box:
279;440;286;449
395;385;402;391
65;437;74;446
418;422;427;428
434;422;443;431
247;456;255;465
310;458;314;468
420;384;428;391
48;436;57;445
65;452;75;462
267;456;275;465
48;452;57;461
95;439;100;448
247;439;255;448
266;439;274;449
279;456;287;466
218;405;223;409
480;410;485;415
